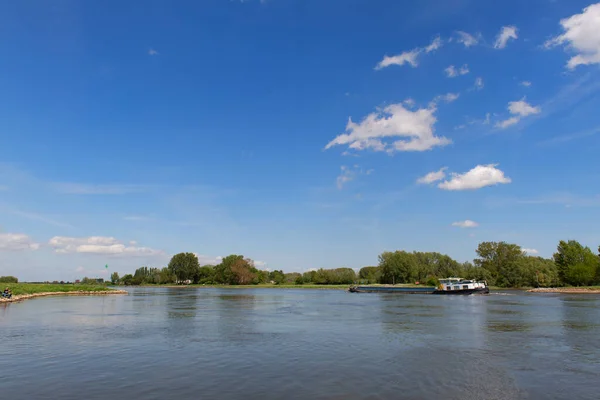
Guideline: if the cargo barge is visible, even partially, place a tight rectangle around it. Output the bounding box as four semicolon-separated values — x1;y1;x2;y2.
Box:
349;278;489;295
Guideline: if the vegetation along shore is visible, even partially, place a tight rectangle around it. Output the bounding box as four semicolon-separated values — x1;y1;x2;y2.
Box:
104;239;600;291
0;282;127;303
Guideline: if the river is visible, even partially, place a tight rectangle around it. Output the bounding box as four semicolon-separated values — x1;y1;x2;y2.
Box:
1;288;599;400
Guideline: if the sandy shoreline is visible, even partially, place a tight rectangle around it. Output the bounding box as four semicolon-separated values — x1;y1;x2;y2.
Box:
0;290;129;303
527;287;600;294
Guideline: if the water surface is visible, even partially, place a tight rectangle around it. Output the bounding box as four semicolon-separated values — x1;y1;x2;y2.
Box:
1;288;599;400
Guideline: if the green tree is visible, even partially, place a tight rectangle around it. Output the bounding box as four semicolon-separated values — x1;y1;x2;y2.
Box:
196;266;215;284
553;240;598;286
268;270;285;284
168;253;200;283
230;258;256;285
213;255;243;284
520;256;559;287
359;266;381;283
474;241;525;287
121;274;134;285
284;272;301;284
159;267;175;284
379;251;418;284
110;272;120;285
0;276;18;283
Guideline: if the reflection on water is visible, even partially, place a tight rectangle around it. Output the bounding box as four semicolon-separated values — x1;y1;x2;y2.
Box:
0;288;599;400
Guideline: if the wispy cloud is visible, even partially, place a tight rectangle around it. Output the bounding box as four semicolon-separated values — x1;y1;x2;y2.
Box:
2;207;74;228
336;165;373;190
455;31;480;47
451;220;479;228
494;26;518;49
49;236;165;257
375;37;442;69
52;183;152;195
521;81;532;87
444;64;469;78
148;48;159;56
537;126;600;146
487;193;600;208
474;77;484;90
417;167;447;184
495;98;541;129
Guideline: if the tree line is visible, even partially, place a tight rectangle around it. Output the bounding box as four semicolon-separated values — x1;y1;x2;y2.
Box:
110;239;600;288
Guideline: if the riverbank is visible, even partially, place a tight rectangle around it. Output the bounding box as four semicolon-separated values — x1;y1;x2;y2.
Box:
140;284;352;290
0;283;128;303
527;287;600;294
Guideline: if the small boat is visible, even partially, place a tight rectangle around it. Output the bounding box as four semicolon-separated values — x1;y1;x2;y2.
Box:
432;278;489;295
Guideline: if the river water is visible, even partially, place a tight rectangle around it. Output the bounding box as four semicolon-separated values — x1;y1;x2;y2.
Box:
1;288;599;400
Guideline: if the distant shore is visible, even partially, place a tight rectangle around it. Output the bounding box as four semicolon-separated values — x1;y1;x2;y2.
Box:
527;287;600;294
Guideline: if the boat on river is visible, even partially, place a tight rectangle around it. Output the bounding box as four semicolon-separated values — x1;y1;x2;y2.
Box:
348;278;489;295
432;278;489;295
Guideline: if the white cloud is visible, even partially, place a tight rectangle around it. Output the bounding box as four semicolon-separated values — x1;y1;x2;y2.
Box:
451;220;479;228
475;77;484;90
148;48;159;56
336;165;373;189
193;253;223;265
438;164;512;191
455;31;480;47
49;236;163;257
403;98;416;108
496;116;521;128
430;93;460;107
521;81;532;87
495;98;541;128
494;26;518;49
325;103;451;154
523;248;539;255
417;167;447;184
544;3;600;69
53;183;150;195
0;233;40;251
445;64;469;77
253;260;267;268
375;37;442;69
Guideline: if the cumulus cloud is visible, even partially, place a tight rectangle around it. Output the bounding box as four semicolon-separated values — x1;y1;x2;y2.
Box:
438;164;512;191
417;167;447;184
403;98;416;108
496;98;541;128
0;233;40;251
445;64;469;78
451;220;479;228
325;103;451;154
49;236;163;256
544;3;600;69
455;31;480;47
494;26;518;49
523;248;539;255
375;37;442;69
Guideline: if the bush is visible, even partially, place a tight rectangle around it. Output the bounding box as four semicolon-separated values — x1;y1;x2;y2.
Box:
0;276;18;283
425;276;439;287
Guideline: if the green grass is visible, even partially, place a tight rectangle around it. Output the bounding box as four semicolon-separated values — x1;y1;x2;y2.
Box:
5;283;116;296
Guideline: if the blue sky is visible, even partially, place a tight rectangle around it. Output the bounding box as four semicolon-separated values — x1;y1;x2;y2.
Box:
1;0;600;281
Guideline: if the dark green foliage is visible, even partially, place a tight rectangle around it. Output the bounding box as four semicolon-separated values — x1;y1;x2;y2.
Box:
269;270;285;284
474;241;525;287
284;272;301;284
0;276;18;283
553;240;599;286
379;251;418;284
359;266;381;283
110;272;120;285
425;276;439;287
197;266;215;284
121;274;134;286
168;253;200;283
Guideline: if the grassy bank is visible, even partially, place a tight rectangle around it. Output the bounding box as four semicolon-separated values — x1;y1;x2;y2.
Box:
139;284;352;290
5;283;118;296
